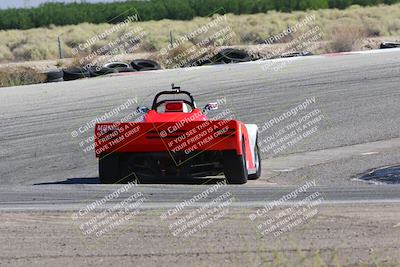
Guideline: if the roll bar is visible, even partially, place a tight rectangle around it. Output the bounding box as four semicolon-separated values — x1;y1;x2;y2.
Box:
151;84;197;110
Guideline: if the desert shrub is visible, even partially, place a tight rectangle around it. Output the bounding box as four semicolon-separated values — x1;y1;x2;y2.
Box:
387;19;400;34
139;38;159;52
65;52;101;70
161;43;194;68
12;43;56;61
0;67;46;87
0;45;13;62
63;28;92;49
240;31;266;44
329;25;366;51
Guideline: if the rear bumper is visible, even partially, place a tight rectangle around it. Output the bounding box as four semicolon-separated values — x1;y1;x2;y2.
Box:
95;120;242;157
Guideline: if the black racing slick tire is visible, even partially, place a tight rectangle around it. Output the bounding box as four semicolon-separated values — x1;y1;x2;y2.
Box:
99;153;120;184
131;59;161;71
248;140;261;180
223;140;248;184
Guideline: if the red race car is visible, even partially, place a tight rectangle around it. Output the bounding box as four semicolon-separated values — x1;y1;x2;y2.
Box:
94;85;261;184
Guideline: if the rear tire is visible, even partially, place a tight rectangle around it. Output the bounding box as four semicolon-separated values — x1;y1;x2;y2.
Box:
99;153;120;184
248;141;261;180
223;140;248;184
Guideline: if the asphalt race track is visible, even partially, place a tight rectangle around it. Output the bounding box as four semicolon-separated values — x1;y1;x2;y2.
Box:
0;184;400;211
1;49;400;193
1;48;400;265
0;49;400;193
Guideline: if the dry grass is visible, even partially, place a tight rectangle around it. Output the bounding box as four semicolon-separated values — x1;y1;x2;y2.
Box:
329;25;367;52
0;67;46;87
0;4;399;63
256;249;399;267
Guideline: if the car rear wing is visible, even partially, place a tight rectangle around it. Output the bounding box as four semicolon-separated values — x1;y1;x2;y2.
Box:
94;120;243;157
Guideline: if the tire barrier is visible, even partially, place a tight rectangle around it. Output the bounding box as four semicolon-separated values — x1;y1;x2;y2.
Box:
131;59;161;71
186;49;251;67
280;51;313;58
380;42;400;49
213;48;252;64
45;70;64;83
45;50;258;84
89;67;119;77
103;62;131;69
62;67;90;81
113;66;137;73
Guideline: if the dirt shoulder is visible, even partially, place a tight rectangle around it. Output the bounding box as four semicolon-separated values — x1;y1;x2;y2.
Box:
1;204;399;267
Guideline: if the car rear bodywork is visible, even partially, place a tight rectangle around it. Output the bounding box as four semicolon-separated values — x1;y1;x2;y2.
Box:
95;87;261;184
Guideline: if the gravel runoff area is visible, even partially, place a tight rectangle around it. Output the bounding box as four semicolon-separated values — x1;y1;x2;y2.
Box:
0;204;399;267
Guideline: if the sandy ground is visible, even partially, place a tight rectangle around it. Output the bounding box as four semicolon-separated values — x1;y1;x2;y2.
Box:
0;204;399;267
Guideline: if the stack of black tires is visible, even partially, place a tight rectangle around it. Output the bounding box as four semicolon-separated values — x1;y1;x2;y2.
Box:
189;48;252;67
380;42;400;49
44;59;161;83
